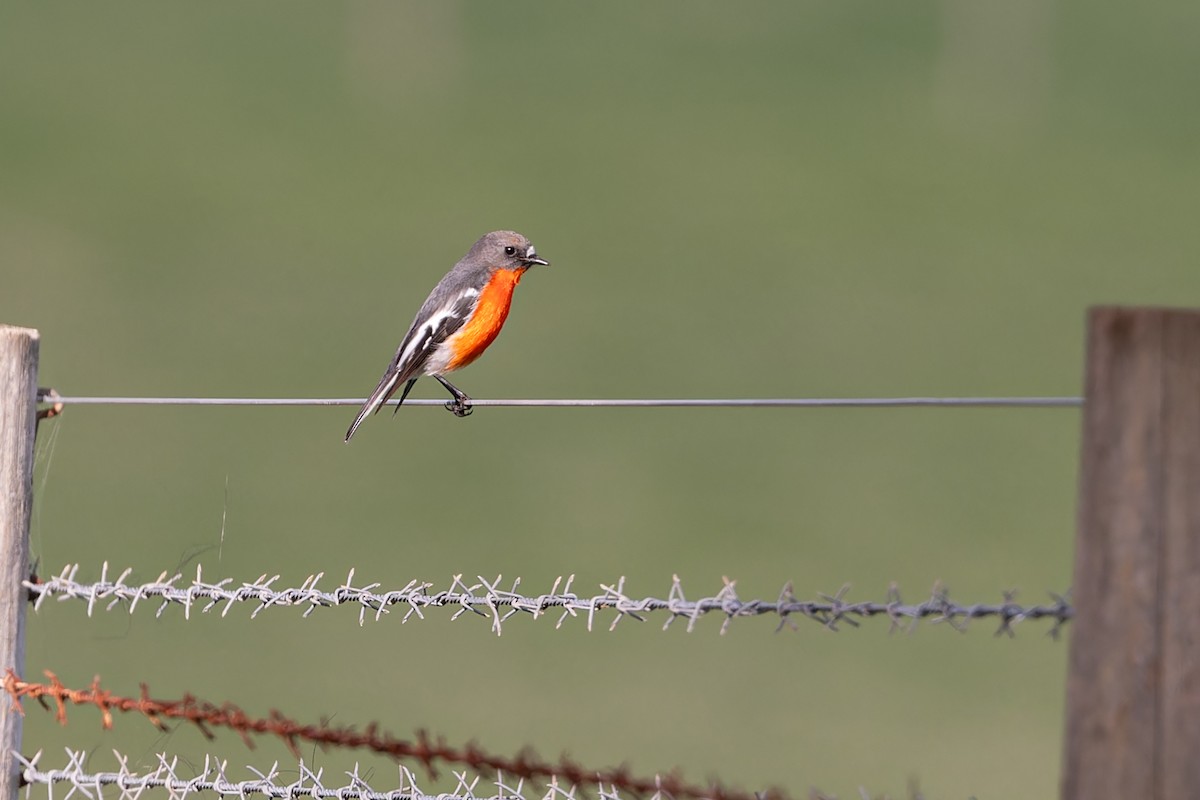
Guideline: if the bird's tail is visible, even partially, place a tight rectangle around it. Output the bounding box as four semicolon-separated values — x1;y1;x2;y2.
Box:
344;368;404;442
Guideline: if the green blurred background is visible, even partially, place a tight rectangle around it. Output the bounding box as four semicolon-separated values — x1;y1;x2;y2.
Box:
2;2;1197;797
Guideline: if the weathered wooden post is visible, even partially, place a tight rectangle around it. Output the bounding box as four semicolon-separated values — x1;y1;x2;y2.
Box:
0;325;37;799
1063;307;1200;800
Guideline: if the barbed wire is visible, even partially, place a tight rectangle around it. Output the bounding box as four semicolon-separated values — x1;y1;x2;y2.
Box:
35;389;1081;409
16;748;647;800
26;564;1073;637
17;750;940;800
6;674;783;800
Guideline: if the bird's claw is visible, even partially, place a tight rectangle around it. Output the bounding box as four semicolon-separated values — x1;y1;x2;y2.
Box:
445;399;473;418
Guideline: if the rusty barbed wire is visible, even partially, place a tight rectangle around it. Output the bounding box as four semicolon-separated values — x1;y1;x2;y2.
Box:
17;749;943;800
25;564;1073;637
6;673;784;800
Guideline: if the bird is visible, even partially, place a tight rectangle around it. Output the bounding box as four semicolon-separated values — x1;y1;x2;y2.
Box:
345;230;551;442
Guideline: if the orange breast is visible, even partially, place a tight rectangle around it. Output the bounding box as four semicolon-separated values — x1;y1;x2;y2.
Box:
446;268;525;370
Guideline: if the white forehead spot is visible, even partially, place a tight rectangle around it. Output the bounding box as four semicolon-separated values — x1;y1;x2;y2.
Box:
526;244;537;258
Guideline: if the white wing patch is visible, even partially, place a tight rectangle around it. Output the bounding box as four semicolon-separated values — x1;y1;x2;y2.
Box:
397;288;480;377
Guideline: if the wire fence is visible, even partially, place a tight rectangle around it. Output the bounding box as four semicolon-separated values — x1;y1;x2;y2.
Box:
18;385;1082;800
26;564;1073;637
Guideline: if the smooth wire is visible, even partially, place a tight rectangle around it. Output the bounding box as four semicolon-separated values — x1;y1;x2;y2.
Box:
38;395;1083;408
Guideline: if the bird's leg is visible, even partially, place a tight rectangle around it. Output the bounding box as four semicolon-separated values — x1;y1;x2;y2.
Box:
391;378;419;417
435;376;473;417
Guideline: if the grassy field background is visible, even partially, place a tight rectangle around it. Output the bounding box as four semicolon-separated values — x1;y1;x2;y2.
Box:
3;2;1198;797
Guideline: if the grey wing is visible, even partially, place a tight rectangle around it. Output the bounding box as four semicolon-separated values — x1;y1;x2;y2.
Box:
388;288;479;379
344;288;479;441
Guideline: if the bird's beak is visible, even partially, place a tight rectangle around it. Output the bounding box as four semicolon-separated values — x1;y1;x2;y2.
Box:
524;245;550;266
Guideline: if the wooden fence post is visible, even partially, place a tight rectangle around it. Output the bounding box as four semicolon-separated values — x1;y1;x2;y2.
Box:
0;326;37;800
1062;307;1200;800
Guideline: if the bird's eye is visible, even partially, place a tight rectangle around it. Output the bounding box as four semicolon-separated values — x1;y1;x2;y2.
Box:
504;246;517;256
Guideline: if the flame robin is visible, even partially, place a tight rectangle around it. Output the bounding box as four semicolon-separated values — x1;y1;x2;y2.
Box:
345;230;550;441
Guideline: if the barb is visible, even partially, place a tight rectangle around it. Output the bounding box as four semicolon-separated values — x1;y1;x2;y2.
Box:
26;564;1073;637
33;391;1081;408
7;676;786;800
